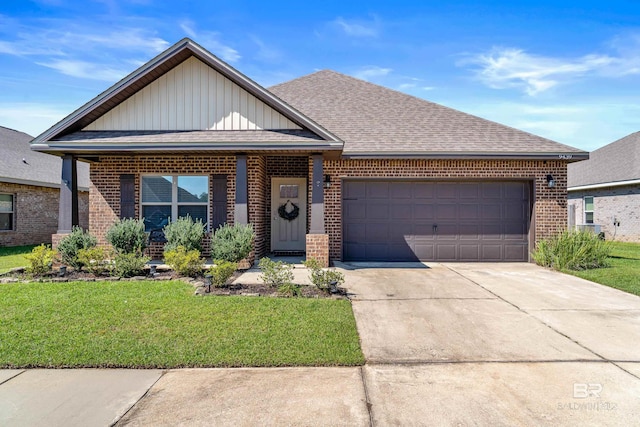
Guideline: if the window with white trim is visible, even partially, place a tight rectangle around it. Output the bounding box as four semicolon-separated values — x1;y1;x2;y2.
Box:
0;194;14;231
584;196;594;224
141;175;209;231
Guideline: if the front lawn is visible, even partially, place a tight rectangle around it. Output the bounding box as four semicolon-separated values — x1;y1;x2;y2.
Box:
568;241;640;296
0;245;37;273
0;280;364;368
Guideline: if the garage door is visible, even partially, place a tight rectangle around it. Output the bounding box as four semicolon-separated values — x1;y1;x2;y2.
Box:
342;181;531;262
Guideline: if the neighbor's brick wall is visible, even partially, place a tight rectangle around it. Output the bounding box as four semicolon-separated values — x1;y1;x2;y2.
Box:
321;159;568;260
568;184;640;242
0;182;89;247
90;156;236;249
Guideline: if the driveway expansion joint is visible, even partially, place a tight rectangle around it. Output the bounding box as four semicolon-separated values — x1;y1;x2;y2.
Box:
0;369;26;386
112;370;166;427
359;366;375;427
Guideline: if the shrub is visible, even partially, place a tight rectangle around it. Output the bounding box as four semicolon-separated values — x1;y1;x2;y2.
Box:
211;223;254;263
106;218;147;254
532;230;611;271
57;226;97;269
163;216;205;252
113;252;150;278
278;283;302;297
77;247;112;276
209;260;238;288
303;257;345;293
25;244;57;276
164;246;205;277
258;258;294;288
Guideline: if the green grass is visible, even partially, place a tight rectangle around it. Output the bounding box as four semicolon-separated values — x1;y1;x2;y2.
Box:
0;280;364;368
0;245;38;273
568;241;640;296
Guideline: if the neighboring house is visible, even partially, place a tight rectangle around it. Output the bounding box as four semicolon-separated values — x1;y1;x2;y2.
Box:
0;126;90;246
31;38;587;264
568;132;640;242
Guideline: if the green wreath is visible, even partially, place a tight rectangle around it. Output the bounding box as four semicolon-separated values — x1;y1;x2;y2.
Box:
278;200;300;221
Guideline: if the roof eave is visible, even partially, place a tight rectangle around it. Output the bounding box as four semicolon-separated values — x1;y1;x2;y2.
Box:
341;151;590;161
568;178;640;192
0;177;89;192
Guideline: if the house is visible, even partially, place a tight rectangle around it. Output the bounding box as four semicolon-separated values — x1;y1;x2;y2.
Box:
0;126;90;246
568;132;640;242
31;38;588;264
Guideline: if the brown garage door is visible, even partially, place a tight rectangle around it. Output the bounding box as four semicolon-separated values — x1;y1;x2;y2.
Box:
342;181;531;262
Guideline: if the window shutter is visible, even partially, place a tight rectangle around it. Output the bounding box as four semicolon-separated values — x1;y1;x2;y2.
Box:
212;175;227;231
120;174;135;219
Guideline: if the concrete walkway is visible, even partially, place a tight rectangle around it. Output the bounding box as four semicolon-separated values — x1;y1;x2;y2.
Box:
1;263;639;426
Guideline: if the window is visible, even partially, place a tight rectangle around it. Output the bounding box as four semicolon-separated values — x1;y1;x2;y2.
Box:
141;175;208;231
0;194;14;231
584;196;594;224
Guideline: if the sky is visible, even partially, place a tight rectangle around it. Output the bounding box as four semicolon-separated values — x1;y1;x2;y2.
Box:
1;0;640;151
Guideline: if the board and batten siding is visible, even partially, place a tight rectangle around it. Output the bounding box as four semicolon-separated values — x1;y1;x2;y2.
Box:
84;56;302;131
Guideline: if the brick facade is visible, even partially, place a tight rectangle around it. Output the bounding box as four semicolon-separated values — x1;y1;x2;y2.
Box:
568;184;640;242
0;182;89;247
87;155;568;262
306;233;329;267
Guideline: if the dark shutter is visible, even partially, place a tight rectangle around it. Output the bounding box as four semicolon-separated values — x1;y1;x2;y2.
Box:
212;175;227;231
120;174;135;219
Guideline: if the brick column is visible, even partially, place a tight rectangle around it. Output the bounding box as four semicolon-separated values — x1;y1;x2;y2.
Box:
306;233;329;267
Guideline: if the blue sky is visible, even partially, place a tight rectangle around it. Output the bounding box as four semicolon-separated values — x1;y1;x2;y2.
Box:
1;0;640;151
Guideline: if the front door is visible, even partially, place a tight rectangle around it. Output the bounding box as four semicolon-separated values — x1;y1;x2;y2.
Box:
271;177;307;251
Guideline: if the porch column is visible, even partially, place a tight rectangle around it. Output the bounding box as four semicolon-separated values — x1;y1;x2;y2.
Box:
310;154;325;233
234;154;248;225
57;154;78;233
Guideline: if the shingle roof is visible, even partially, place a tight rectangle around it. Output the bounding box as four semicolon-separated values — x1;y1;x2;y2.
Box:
568;132;640;188
270;70;586;158
1;126;90;190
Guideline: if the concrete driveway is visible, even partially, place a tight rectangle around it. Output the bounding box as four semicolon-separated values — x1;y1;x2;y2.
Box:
341;262;640;426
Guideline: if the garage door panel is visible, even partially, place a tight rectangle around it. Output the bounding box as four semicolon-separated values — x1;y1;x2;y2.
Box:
342;181;530;262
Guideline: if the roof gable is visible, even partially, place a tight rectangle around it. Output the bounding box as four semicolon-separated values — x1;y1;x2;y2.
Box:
83;56;301;132
271;70;587;159
568;132;640;188
33;39;338;144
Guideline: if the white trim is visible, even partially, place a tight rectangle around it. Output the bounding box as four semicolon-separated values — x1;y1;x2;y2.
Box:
568;178;640;192
0;193;15;231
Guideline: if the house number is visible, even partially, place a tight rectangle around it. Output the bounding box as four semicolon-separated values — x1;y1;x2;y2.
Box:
558;154;573;159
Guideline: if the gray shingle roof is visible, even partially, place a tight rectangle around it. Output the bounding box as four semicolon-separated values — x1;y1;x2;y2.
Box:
270;70;586;157
568;132;640;188
1;126;90;190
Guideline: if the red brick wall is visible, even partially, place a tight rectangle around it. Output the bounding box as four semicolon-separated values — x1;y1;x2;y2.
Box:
89;156;236;247
321;159;567;260
306;234;329;267
248;156;266;260
0;182;89;247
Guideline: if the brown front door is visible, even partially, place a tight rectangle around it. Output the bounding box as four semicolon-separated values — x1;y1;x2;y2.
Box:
271;177;307;251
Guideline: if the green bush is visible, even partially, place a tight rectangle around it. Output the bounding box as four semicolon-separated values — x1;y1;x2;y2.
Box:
258;258;294;288
106;218;147;254
164;246;204;277
163;216;205;252
209;260;238;288
211;223;254;263
303;257;345;293
532;230;611;271
25;244;57;276
113;252;150;278
278;283;302;297
57;226;97;269
77;247;112;276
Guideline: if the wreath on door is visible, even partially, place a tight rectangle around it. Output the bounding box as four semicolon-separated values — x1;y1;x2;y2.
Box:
278;200;300;221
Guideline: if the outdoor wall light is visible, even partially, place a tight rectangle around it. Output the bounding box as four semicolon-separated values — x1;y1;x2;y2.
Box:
324;175;331;188
546;174;556;188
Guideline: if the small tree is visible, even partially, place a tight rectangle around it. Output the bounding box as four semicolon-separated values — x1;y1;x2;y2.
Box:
163;216;205;252
106;218;147;254
57;226;97;269
211;223;254;263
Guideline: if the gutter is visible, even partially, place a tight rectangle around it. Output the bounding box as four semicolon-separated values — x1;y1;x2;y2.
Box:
31;141;344;153
341;152;590;161
568;178;640;192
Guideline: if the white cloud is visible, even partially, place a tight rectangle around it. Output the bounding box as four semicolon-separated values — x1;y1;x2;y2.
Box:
353;65;392;81
179;19;240;63
0;103;72;137
250;35;282;62
462;47;614;95
37;59;128;81
331;16;380;38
